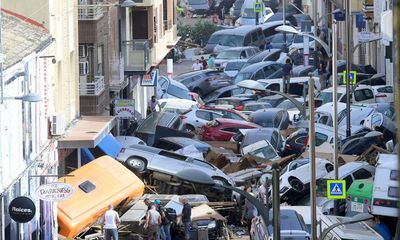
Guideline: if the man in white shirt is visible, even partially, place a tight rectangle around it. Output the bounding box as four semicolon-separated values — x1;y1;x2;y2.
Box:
146;204;162;240
192;59;203;71
102;204;120;240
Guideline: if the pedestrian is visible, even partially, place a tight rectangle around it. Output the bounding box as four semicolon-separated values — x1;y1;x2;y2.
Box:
241;186;258;239
200;56;208;70
147;95;159;116
154;199;172;240
372;216;392;240
144;197;155;210
250;179;258;196
257;177;270;206
282;59;293;94
192;59;203;71
101;204;120;240
207;54;216;69
179;197;192;240
317;59;327;90
211;12;219;25
145;204;162;240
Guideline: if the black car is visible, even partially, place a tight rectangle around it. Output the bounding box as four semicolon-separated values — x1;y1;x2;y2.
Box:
340;131;386;155
204;86;253;102
257;94;291;107
281;128;308;156
154;137;212;155
250;108;290;130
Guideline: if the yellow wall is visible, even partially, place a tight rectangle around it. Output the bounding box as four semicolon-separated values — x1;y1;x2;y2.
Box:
49;0;80;123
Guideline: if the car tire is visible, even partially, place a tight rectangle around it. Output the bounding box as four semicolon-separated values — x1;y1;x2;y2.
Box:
126;157;146;173
289;178;304;192
185;125;196;133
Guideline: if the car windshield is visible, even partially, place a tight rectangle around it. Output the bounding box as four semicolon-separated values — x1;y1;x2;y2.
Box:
234;72;252;83
168;84;191;99
209;34;244;47
245;104;268;111
317;92;342;104
276;100;297;110
293;33;314;43
225;61;248;71
234;0;244;9
272;33;294;43
188;0;207;5
242;8;262;18
217;50;241;59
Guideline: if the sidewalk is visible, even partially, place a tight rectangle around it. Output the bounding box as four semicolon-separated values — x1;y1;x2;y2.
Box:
158;59;195;77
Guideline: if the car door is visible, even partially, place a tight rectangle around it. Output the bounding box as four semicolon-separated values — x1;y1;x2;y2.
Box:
194;110;213;129
253;69;266;80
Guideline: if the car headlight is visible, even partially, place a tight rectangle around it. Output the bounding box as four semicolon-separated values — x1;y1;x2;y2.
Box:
208;220;216;229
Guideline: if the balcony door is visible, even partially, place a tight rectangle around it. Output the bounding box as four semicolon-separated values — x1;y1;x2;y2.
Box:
131;10;148;40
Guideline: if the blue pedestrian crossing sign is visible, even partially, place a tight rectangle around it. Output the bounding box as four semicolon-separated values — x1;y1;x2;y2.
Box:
342;70;357;85
327;180;346;199
254;2;262;13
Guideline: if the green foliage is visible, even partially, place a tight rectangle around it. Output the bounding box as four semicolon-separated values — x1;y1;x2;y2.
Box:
178;20;217;46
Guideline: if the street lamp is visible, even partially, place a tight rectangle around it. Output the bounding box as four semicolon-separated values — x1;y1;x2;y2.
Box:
319;213;374;239
120;0;136;8
2;93;42;102
274;25;332;58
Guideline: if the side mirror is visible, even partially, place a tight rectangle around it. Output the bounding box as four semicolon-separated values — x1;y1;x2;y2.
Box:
293;114;301;122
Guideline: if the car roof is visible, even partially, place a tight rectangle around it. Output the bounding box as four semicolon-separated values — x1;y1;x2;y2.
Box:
215;25;262;36
244;102;270;106
215;117;259;126
218;96;252;101
174;69;220;79
267;209;304;231
160;137;210;147
259;76;317;84
259;20;289;29
239;61;280;72
220;46;258;51
247;49;281;63
324;162;372;179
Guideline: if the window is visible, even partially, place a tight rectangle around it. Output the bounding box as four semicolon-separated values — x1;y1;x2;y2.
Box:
340;94;347;103
390;170;399;181
244;35;251;45
315;133;328;146
354;89;373;101
352;168;372;179
263;65;275;77
196;110;212;120
273;112;282;128
211;112;223;119
254;70;265;80
377;86;393;93
97;45;104;76
79;61;89;76
251;32;258;42
79;45;87;58
343;175;353;190
221;127;239;133
388;186;399;198
265;51;280;61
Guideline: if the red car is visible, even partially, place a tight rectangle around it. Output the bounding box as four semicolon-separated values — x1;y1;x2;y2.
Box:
200;118;260;141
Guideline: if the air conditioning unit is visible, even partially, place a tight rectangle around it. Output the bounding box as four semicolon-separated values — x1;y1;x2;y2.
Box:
51;113;65;135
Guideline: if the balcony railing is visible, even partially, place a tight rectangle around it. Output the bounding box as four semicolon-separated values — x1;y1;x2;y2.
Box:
78;5;103;20
80;76;105;96
122;40;150;72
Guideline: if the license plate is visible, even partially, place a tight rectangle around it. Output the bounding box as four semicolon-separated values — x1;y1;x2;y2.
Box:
351;202;364;213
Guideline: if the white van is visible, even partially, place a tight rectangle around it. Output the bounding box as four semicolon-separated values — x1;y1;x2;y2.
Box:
371;154;399;217
235;0;273;26
317;208;383;240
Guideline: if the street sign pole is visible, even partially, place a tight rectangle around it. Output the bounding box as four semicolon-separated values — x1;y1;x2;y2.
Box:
282;0;287;52
254;1;261;25
345;0;351;137
308;75;317;240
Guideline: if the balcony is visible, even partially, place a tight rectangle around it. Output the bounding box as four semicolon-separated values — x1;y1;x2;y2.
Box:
78;4;103;20
79;76;105;96
122;40;151;73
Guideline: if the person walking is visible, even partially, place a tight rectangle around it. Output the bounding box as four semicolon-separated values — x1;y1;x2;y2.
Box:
200;56;208;70
317;59;327;90
257;178;270;207
282;59;293;94
155;199;172;240
101;204;120;240
179;197;192;240
146;204;162;240
241;186;258;239
207;54;216;69
192;59;203;71
147;95;160;116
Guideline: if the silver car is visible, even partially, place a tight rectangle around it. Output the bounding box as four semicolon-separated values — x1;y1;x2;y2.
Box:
116;144;235;186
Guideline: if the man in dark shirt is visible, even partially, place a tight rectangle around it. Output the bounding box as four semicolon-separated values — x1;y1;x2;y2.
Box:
282;59;293;94
179;197;192;240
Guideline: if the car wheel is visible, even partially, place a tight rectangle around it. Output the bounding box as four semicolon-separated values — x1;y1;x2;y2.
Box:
289;178;304;192
126;157;146;172
185;125;196;133
326;164;334;172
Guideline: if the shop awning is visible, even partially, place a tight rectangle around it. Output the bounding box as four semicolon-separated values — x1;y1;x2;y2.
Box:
58;116;117;149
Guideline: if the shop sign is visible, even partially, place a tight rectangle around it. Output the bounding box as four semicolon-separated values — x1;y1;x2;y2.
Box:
35;182;75;201
114;99;136;119
9;196;36;223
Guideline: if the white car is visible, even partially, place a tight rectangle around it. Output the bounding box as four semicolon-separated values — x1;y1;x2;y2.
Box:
371;85;394;103
181;109;223;132
157;98;199;114
316;85;377;105
279;158;333;204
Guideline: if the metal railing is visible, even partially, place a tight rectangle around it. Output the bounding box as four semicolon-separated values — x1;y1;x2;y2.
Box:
79;76;105;96
122;40;150;72
78;5;103;20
